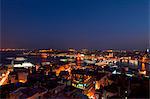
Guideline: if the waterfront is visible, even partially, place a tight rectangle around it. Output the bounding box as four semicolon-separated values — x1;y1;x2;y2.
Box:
0;49;149;98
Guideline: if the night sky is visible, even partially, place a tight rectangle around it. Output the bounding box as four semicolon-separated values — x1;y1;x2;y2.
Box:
1;0;149;50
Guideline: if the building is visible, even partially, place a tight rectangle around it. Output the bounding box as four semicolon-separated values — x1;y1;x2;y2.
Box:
71;69;95;98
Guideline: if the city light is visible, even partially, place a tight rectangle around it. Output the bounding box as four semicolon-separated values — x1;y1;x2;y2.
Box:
14;62;34;68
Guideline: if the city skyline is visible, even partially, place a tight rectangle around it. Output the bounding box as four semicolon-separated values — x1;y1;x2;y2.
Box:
1;0;149;49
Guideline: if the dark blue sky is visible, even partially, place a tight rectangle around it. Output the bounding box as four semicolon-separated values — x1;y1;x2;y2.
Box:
1;0;149;50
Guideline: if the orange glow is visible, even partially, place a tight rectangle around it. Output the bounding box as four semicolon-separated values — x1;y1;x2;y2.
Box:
39;49;52;52
87;88;95;99
55;64;69;76
41;53;48;58
139;70;146;75
141;63;146;71
76;53;81;60
19;80;26;83
95;81;101;89
77;57;80;61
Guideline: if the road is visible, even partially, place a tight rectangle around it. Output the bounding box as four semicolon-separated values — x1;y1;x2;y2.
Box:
0;70;10;86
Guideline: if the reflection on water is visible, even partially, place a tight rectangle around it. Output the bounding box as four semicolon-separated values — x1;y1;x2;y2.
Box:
138;62;150;71
118;61;149;72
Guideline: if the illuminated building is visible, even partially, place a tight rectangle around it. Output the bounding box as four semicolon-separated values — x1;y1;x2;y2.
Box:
129;59;138;65
13;62;34;68
39;49;53;53
55;64;70;76
41;53;48;58
76;53;82;61
18;72;28;83
146;49;149;53
139;63;146;75
71;71;95;96
14;57;26;61
106;50;113;52
95;73;111;90
107;52;114;58
81;49;89;54
68;48;76;52
9;57;34;69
